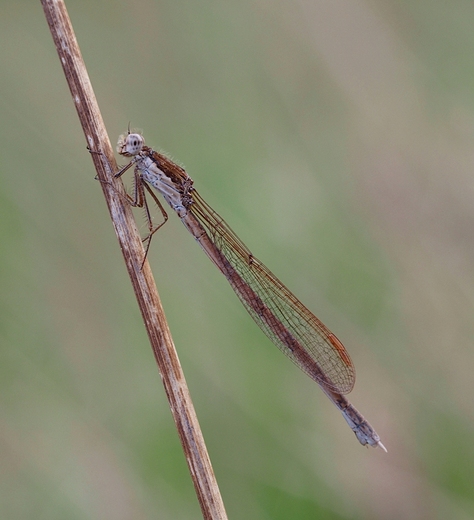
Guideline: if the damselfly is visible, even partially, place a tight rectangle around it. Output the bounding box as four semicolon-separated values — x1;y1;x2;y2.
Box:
114;131;386;451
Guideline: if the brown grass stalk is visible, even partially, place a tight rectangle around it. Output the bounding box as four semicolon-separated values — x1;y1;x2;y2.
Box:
40;1;227;518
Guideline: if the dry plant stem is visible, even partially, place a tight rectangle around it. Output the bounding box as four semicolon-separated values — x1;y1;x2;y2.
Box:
40;1;227;518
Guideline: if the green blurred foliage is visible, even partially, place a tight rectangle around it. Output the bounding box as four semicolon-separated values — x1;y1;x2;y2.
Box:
1;1;474;519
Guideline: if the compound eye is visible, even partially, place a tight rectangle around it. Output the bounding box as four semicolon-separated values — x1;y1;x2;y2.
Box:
127;133;144;154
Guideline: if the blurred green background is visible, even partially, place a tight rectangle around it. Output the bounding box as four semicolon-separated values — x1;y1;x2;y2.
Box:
1;1;474;518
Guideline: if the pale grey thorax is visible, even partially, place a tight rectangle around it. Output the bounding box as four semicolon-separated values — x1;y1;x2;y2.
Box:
136;154;188;217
